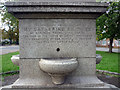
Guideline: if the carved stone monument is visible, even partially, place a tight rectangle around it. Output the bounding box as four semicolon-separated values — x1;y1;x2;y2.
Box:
4;0;118;89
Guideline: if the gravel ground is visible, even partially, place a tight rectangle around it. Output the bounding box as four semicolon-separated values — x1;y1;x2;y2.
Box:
1;73;120;88
97;73;120;88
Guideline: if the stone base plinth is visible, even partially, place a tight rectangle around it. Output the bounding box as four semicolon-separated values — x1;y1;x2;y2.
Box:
1;83;119;90
1;76;119;90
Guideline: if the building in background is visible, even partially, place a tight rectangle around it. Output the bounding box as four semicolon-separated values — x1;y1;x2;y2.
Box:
96;39;120;48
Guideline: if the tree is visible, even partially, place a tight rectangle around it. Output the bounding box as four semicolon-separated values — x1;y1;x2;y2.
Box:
96;2;120;53
1;4;19;45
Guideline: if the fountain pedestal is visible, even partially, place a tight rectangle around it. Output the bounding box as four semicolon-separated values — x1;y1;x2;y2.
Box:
4;1;118;89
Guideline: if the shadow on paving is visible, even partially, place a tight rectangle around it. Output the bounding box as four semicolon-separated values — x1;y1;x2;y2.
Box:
1;73;120;88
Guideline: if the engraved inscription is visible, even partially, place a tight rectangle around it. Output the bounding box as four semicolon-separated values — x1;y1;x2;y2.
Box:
21;26;93;43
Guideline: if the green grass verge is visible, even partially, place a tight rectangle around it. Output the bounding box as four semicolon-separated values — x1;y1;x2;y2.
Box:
96;51;120;73
0;52;19;73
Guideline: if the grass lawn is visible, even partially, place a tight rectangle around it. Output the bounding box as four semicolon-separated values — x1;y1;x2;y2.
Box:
0;52;19;73
96;51;120;73
0;51;119;73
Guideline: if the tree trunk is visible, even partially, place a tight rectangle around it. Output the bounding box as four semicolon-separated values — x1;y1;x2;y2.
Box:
109;38;113;53
16;38;19;45
9;33;13;45
8;29;13;45
9;38;12;45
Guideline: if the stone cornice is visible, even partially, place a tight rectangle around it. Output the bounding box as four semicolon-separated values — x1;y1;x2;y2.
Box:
5;2;108;19
5;2;108;13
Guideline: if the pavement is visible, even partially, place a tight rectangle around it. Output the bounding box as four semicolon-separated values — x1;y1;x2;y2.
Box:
0;45;119;55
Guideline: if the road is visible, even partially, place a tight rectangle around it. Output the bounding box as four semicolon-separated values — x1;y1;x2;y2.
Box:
96;47;120;53
0;45;19;55
0;45;119;55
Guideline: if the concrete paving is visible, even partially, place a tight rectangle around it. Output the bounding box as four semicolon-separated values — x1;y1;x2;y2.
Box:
0;45;19;55
0;45;119;55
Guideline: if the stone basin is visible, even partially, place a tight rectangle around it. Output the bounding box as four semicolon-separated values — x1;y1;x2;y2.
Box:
11;55;19;66
96;54;102;64
39;58;78;85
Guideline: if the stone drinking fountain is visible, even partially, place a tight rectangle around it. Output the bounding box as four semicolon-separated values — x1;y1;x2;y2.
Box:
4;0;118;89
11;54;102;85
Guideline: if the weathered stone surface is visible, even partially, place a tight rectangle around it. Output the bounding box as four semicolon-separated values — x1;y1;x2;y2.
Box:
9;0;96;2
5;1;112;89
20;19;96;58
9;14;101;19
11;55;19;66
12;58;97;87
96;54;102;64
39;58;78;84
5;1;107;6
5;2;108;16
2;83;119;89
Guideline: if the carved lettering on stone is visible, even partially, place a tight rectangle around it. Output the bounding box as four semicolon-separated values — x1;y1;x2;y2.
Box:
21;26;93;43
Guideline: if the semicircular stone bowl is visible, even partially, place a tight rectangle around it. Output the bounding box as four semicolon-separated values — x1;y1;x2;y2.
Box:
96;54;102;64
11;55;19;66
39;58;78;85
